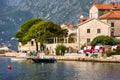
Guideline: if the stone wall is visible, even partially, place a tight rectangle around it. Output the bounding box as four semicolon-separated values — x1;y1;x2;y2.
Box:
107;19;120;37
89;6;98;18
77;19;110;47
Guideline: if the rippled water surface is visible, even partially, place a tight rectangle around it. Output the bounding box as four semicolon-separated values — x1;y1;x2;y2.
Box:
0;57;120;80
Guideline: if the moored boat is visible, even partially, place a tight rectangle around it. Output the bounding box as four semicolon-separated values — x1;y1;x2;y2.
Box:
32;58;57;63
11;57;27;61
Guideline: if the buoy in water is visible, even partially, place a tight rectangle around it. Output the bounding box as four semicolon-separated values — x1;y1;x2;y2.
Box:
7;65;12;70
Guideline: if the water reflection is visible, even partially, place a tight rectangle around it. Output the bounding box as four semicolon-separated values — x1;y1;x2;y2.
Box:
0;57;120;80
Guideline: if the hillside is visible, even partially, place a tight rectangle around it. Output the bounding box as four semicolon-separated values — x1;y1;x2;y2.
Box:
0;0;118;50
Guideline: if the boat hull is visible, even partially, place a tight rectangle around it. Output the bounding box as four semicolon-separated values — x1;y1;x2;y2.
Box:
32;58;56;63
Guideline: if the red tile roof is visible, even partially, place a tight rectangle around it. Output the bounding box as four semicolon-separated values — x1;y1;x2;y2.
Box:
64;24;73;27
93;2;120;10
80;18;90;23
99;11;120;19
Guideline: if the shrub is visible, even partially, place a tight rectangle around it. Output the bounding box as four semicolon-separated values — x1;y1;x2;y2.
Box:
56;45;66;56
68;37;74;43
106;51;115;57
81;45;85;50
91;35;116;46
114;38;120;44
106;48;120;57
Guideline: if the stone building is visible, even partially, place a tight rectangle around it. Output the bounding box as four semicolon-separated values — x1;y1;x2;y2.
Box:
90;2;120;37
89;2;120;18
77;2;120;49
18;39;41;52
99;11;120;37
77;19;110;49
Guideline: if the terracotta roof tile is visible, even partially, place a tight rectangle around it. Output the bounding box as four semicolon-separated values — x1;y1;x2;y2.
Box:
99;11;120;19
80;18;90;23
94;2;120;10
64;24;73;27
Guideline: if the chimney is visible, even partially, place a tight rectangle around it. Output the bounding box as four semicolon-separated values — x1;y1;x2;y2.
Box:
93;2;97;5
111;2;116;6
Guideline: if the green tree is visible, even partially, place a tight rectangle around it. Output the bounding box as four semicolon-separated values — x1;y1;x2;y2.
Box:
57;29;68;43
27;21;67;52
91;35;116;46
25;21;63;43
15;18;43;43
60;29;68;37
68;33;76;43
16;18;67;52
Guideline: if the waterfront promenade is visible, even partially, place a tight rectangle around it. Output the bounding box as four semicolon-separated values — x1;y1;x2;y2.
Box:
3;52;120;63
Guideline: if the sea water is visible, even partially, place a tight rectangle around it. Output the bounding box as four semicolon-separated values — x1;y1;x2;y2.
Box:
0;57;120;80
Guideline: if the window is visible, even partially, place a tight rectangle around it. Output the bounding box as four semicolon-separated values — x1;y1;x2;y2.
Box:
87;38;90;43
31;41;34;46
87;29;90;33
111;22;114;27
97;29;101;33
111;28;114;36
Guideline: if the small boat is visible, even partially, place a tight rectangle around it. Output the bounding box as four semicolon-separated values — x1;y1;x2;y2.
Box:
32;58;57;63
11;57;27;61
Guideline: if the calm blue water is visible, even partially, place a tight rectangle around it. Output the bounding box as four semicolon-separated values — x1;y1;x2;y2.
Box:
0;57;120;80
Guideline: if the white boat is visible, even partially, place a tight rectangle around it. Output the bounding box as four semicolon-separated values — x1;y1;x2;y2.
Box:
11;57;27;61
